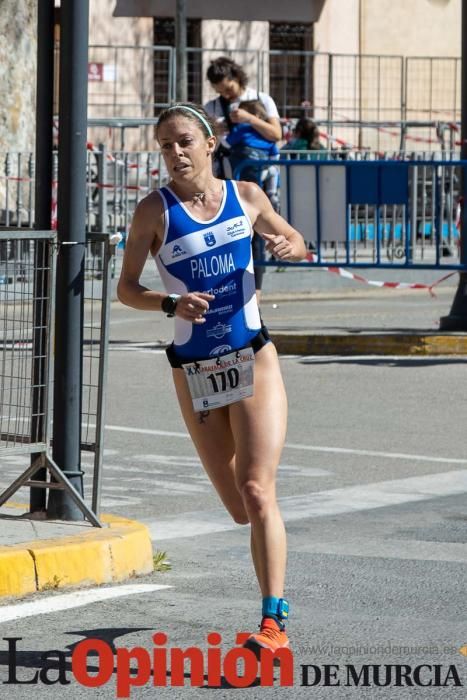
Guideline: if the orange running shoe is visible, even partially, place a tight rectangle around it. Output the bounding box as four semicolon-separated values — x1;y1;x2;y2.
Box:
244;617;290;661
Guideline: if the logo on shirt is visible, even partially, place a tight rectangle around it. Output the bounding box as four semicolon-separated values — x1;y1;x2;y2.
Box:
206;280;237;297
206;303;233;316
172;244;185;258
204;232;216;247
206;323;232;340
226;220;247;237
209;344;232;357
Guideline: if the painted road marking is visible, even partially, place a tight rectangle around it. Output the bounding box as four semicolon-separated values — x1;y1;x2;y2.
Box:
101;423;467;465
289;354;467;363
294;538;467;564
0;584;171;624
110;346;166;355
146;469;467;541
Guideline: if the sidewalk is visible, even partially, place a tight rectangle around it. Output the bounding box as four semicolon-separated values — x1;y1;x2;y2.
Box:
0;503;153;599
260;284;467;355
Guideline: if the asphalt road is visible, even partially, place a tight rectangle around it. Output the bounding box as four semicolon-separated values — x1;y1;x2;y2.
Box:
0;298;466;698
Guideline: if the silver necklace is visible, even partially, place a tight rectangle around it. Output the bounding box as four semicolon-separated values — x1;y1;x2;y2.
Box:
192;192;206;203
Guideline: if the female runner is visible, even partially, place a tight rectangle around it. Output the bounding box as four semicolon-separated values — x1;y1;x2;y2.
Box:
117;103;306;655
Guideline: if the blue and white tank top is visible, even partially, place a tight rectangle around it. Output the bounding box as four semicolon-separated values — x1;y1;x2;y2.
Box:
155;179;261;361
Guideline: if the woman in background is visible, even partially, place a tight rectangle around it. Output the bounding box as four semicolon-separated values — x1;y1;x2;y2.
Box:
204;56;282;298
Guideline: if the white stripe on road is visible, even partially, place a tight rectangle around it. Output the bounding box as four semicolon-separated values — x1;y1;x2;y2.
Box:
279;469;467;520
146;469;467;541
103;423;467;465
0;584;171;624
110;347;166;355
295;538;467;564
282;443;467;464
105;424;191;440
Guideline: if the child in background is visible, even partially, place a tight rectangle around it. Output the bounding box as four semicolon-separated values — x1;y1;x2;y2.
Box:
282;117;326;159
227;99;280;157
227;99;280;212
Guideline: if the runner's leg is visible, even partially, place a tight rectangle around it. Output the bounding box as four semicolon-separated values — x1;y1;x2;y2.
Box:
172;368;249;525
228;343;288;597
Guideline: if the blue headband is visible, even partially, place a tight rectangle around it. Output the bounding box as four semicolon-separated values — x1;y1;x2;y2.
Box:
167;105;214;137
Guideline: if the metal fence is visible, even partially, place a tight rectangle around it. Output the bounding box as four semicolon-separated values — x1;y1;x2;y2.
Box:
0;229;115;523
86;147;167;238
0;149;461;272
85;45;173;150
0;147;167;236
0;231;55;454
2;149;465;270
82;233;113;515
234;158;464;269
0;153;36;228
84;45;462;153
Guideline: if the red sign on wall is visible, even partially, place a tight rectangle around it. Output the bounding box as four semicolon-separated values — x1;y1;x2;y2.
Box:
88;62;103;82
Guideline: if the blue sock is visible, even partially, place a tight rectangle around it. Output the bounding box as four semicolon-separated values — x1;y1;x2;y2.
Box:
262;596;289;628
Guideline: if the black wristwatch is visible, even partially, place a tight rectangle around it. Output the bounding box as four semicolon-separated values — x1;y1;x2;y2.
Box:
161;294;181;317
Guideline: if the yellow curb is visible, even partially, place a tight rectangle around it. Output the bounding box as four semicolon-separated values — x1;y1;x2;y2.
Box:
3;501;28;510
0;513;154;599
0;548;37;597
270;332;467;356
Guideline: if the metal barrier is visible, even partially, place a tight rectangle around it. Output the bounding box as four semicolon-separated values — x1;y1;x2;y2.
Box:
81;45;461;153
405;57;461;124
0;147;166;239
86;44;174;150
0;231;55;453
235;159;466;270
81;233;114;516
0;153;36;228
5;145;463;244
3;150;465;268
86;147;167;239
0;230;115;523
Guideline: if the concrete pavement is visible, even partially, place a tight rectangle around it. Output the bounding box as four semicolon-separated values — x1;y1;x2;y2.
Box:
0;271;466;601
128;257;467;355
261;273;467;355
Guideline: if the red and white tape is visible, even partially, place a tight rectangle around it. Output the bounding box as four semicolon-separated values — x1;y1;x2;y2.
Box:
283;109;453;151
305;251;456;296
86;142;159;177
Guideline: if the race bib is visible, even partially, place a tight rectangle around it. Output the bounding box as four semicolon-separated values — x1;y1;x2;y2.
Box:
183;348;255;411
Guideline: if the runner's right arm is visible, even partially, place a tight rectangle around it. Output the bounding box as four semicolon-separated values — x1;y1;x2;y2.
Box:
117;193;214;322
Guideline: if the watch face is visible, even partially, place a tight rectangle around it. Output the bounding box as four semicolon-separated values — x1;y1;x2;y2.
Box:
162;295;178;314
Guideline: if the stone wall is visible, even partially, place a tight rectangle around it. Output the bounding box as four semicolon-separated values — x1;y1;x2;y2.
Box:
0;0;37;153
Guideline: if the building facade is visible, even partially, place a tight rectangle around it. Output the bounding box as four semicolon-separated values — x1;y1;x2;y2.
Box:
0;0;462;153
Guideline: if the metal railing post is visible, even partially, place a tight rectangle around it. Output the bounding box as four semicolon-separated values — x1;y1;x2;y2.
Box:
175;0;187;102
48;0;90;519
97;143;108;233
30;0;55;513
441;0;467;329
327;54;334;135
91;236;113;516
